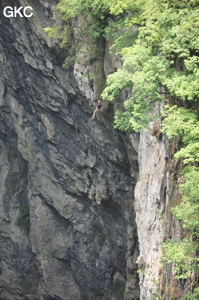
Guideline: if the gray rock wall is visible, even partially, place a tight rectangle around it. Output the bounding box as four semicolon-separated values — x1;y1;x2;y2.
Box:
135;117;168;300
135;108;190;299
0;1;139;299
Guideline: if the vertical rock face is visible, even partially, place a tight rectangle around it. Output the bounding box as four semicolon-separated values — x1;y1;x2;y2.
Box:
0;1;139;300
135;113;189;299
135;119;168;300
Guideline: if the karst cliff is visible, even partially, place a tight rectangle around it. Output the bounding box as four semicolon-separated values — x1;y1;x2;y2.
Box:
0;1;191;300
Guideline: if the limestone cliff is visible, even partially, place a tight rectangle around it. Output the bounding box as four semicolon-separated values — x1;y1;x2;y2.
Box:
135;114;169;299
0;1;190;300
0;1;139;300
135;108;191;299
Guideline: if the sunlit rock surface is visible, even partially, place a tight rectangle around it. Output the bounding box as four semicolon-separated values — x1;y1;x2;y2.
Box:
135;120;167;300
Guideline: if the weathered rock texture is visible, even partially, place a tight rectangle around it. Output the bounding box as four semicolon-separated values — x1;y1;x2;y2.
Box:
0;1;139;300
135;106;191;299
135;117;168;300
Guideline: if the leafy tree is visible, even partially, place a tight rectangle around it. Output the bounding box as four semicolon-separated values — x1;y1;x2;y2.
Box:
162;238;199;279
102;0;199;131
162;106;199;164
161;104;199;285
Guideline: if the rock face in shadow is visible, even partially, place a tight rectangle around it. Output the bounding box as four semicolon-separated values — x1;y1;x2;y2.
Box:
0;1;139;299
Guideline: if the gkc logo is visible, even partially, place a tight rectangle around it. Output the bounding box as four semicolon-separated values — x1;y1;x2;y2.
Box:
3;6;33;18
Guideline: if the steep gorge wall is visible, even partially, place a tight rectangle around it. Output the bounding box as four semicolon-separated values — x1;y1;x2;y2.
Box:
0;1;188;300
135;111;191;300
135;118;168;299
0;1;139;300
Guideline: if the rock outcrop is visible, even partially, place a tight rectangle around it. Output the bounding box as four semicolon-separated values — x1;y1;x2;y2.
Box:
135;116;168;300
0;1;139;300
135;107;190;299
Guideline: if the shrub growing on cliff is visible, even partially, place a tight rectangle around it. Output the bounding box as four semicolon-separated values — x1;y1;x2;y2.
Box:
162;106;199;164
157;102;199;287
16;203;30;230
160;104;199;283
44;0;144;69
161;106;199;234
161;238;199;279
182;287;199;300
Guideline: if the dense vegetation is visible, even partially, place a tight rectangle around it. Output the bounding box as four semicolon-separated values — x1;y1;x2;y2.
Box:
47;0;199;297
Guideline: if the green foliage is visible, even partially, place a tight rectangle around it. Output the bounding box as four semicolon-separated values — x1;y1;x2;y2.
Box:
8;129;17;139
161;238;199;279
19;203;29;216
137;269;146;275
103;6;199;286
16;203;30;230
44;23;74;69
151;279;162;300
114;280;125;299
16;216;30;229
55;0;140;24
170;167;199;236
29;296;37;300
101;69;132;101
62;56;76;70
100;296;108;300
44;0;147;70
161;105;199;282
182;287;199;300
44;25;72;48
101;0;199;131
19;280;33;292
98;232;106;246
45;0;109;42
28;289;38;300
162;106;199;164
157;0;199;9
47;0;199;128
100;280;125;300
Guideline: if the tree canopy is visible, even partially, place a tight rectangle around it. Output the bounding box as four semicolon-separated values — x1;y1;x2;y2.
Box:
101;0;199;131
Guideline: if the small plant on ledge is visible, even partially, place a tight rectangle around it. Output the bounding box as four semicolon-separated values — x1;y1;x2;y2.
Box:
16;203;30;230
